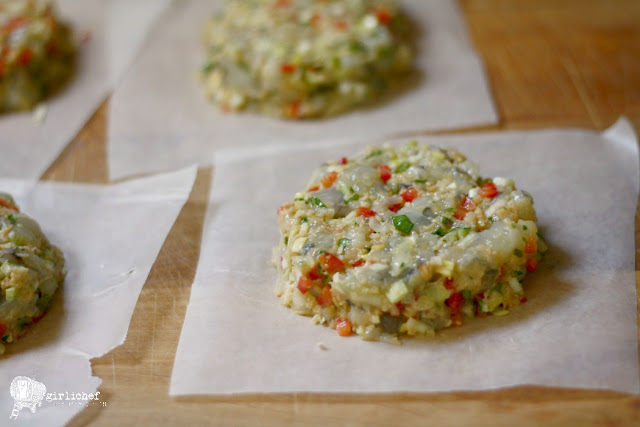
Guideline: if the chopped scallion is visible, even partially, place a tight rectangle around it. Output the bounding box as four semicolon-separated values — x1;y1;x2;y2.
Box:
310;197;326;208
344;193;360;203
432;226;445;237
392;215;413;234
395;161;410;173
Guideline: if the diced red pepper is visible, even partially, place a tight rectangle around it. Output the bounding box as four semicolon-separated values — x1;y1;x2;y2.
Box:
32;311;47;324
339;157;348;165
334;19;348;31
2;16;28;35
0;322;7;337
352;259;365;268
308;186;319;192
388;202;402;213
336;318;352;336
479;182;499;199
400;187;418;203
496;265;506;283
520;297;528;303
444;277;455;290
281;63;296;74
317;286;333;306
321;171;338;188
454;196;476;220
374;7;392;25
526;258;538;272
307;264;324;280
319;252;345;274
285;101;301;119
524;236;537;254
310;13;321;27
395;302;406;313
446;291;464;315
0;59;5;78
297;276;312;294
0;198;17;211
378;165;392;184
356;207;376;218
273;0;290;8
18;48;34;66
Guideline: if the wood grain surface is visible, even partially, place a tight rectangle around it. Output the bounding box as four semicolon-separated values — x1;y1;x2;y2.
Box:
37;0;640;425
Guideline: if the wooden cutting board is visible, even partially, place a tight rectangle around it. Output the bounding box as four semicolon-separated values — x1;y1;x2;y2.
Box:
41;0;640;424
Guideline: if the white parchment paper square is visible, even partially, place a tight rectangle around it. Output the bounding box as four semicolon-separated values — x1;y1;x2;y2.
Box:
0;166;197;426
0;0;171;179
170;119;639;395
108;0;498;179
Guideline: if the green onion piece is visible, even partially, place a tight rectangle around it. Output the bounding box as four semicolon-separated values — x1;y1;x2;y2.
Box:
338;238;351;247
443;207;454;213
432;226;445;237
522;225;528;230
366;149;383;159
447;227;471;238
392;215;414;234
461;290;472;301
284;236;289;245
310;197;326;208
513;248;523;257
414;179;427;184
7;214;16;224
301;218;309;223
201;62;215;74
395;162;410;173
345;193;360;203
441;216;452;226
349;40;366;52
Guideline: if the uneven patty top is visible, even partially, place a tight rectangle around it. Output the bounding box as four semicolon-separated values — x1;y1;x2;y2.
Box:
274;141;547;343
201;0;413;119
